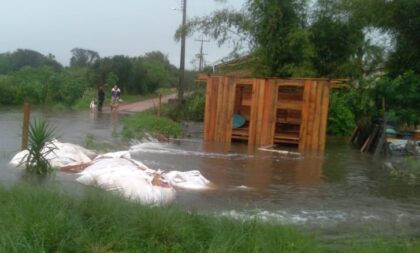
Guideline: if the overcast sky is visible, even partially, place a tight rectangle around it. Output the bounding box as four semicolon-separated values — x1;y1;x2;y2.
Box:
0;0;246;69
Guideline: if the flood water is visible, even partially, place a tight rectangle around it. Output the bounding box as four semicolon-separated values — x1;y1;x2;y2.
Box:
1;107;419;240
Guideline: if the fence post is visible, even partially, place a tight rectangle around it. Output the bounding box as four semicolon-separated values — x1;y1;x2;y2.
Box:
157;94;162;117
21;103;31;150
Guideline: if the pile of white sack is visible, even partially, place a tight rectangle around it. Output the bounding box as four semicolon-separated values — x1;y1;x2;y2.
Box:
9;140;213;205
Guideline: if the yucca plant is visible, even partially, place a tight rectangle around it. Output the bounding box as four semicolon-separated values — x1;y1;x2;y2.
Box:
23;119;56;176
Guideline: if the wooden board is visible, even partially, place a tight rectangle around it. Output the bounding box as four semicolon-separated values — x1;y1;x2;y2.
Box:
310;82;323;151
248;79;258;145
257;79;276;146
255;79;266;145
298;80;312;151
318;83;330;152
277;101;303;110
305;81;317;150
225;77;236;143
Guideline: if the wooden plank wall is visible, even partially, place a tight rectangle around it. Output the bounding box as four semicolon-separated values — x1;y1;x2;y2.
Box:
204;76;236;143
298;80;331;152
254;79;277;146
203;75;332;153
204;77;217;141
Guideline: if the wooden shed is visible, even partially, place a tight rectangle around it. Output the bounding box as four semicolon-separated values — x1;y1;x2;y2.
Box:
198;74;343;153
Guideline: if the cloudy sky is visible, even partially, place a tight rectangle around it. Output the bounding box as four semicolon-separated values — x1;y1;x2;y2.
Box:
0;0;246;69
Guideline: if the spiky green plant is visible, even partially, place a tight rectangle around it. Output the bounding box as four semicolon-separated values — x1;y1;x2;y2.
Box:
23;119;56;176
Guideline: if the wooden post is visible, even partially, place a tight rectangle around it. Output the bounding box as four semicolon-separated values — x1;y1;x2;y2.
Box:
348;126;359;144
21;103;31;150
374;98;387;156
157;94;162;117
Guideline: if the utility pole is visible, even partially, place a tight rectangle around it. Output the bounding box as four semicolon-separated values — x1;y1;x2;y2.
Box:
178;0;187;103
195;37;210;71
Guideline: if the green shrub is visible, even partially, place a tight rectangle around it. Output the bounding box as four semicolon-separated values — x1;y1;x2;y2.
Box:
0;66;88;107
164;90;206;122
183;91;205;121
328;91;356;136
374;72;420;127
0;74;21;105
122;111;183;139
72;88;98;110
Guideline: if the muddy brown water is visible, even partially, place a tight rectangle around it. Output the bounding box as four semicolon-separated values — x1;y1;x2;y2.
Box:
1;108;419;240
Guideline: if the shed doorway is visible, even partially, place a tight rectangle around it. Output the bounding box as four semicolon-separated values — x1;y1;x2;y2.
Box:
231;83;253;143
274;85;304;147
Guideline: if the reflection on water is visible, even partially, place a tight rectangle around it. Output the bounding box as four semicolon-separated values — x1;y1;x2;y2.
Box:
130;137;420;238
1;108;420;238
0;108;125;170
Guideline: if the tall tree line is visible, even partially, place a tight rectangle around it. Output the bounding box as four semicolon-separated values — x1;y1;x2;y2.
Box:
180;0;420;131
0;48;188;106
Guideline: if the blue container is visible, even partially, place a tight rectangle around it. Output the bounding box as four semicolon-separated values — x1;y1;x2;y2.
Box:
232;114;246;129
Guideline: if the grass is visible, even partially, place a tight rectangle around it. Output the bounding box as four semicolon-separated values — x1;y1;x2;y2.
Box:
0;184;318;253
0;183;419;252
82;133;97;150
387;157;420;184
121;111;183;140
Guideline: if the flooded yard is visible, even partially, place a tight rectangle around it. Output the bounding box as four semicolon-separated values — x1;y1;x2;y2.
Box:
1;107;419;240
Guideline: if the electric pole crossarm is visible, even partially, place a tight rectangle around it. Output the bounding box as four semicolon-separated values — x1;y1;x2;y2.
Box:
195;37;210;71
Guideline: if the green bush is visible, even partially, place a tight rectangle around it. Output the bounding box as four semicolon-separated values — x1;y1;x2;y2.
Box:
164;90;206;122
183;91;205;121
0;66;88;107
328;91;356;136
0;75;21;105
72;88;98;110
374;72;420;127
122;111;183;139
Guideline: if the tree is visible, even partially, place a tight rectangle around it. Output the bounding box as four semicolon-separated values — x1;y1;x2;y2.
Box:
70;48;100;68
89;55;131;91
142;58;171;93
175;8;252;61
143;51;175;91
106;72;119;86
374;72;420;126
385;0;420;76
0;49;62;74
89;51;179;95
249;0;315;76
177;0;315;77
309;0;365;78
345;0;420;76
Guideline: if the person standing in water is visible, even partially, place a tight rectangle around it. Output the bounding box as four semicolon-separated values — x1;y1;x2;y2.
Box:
97;85;105;112
111;85;121;110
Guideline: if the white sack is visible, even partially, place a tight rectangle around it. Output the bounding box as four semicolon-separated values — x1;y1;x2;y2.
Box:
77;158;175;205
162;170;213;190
9;139;95;168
